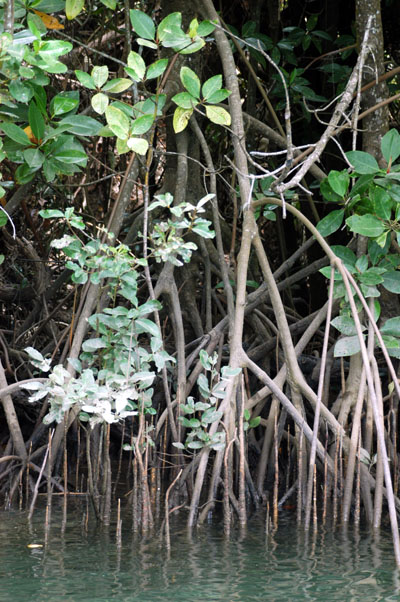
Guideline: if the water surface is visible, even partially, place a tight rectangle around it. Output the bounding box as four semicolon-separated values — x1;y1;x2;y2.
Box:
0;502;399;601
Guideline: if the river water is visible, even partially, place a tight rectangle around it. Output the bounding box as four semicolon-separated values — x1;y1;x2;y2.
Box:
1;501;399;601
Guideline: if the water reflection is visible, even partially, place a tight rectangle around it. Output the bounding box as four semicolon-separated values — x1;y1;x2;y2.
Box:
0;503;400;601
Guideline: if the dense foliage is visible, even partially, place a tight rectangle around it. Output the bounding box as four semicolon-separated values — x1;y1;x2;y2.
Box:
1;0;400;564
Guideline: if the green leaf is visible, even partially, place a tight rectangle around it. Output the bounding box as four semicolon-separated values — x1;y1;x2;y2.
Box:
172;92;198;109
99;0;116;8
126;51;146;81
15;164;40;183
180;66;201;98
346;150;380;174
91;92;109;115
331;245;357;267
127;137;149;155
29;100;45;140
358;267;385;286
197;20;216;36
204;89;231;104
201;408;222;424
176;38;204;54
23;148;44;168
173;107;193;133
146;59;168;80
105;106;130;139
102;78;132;93
9;79;34;103
92;65;108;89
51;94;79;116
39;209;64;218
135;318;160;337
130;9;155;40
320;178;342;203
157;12;182;42
57;115;102;136
82;338;107;352
27;13;47;38
202;74;222;100
370;185;392;220
331;315;358;336
381;317;400;337
1;123;30;146
136;38;158;50
131;114;154;135
355;255;368;273
66;0;84;19
382;271;400;294
381;129;400;164
334;335;362;357
53;148;87;165
316;209;344;236
75;70;96;90
345;214;386;238
205;105;231;126
38;40;72;58
327;170;349;197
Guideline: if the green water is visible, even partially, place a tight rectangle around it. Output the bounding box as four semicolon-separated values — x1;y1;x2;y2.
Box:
1;502;399;601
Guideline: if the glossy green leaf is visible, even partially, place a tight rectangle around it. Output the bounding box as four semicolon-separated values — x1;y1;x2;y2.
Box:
23;148;44;168
66;0;84;19
99;0;116;8
127;137;149;155
75;70;96;90
131;114;154;135
197;20;216;36
175;38;205;54
180;66;200;98
130;9;155;40
136;38;158;49
51;94;79;116
172;92;198;109
126;51;146;81
91;93;109;115
316;209;344;236
382;271;400;294
346;150;380;174
205;89;231;104
157;12;182;42
1;123;30;146
205;105;231;126
202;74;222;100
345;214;386;238
27;13;47;38
92;65;108;89
57;115;102;136
28;100;45;140
146;59;168;80
38;40;72;57
173;107;193;133
135;318;160;337
102;78;132;93
381;128;400;164
328;170;349;197
105;106;130;139
9;79;34;103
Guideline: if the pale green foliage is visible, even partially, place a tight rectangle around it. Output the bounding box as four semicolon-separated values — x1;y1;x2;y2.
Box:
23;198;215;427
173;351;241;451
148;192;215;266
